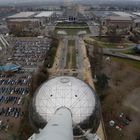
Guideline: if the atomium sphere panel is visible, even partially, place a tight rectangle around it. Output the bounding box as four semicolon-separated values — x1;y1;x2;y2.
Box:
34;76;96;124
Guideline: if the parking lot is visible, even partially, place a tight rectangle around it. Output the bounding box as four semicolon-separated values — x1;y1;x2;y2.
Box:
7;37;51;72
0;37;52;139
0;72;31;138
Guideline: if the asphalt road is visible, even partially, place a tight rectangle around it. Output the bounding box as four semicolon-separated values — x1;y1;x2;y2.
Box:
103;49;140;61
75;36;84;69
104;45;136;51
59;37;68;69
75;36;85;79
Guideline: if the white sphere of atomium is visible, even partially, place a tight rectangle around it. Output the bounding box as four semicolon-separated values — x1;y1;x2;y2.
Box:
33;76;97;125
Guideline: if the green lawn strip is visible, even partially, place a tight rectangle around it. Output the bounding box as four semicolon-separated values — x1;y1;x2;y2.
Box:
84;39;117;48
55;28;90;35
99;42;117;48
86;37;117;48
56;26;89;29
71;41;77;69
72;50;76;69
112;57;140;70
90;37;135;48
56;23;88;27
66;49;71;69
66;40;77;69
118;49;136;54
92;36;133;43
68;40;75;46
55;22;90;35
66;40;74;68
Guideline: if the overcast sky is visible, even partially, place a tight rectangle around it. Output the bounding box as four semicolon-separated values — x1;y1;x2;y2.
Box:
0;0;60;2
0;0;60;4
0;0;139;4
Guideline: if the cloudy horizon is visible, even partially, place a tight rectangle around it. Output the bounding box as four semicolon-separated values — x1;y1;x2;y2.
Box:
0;0;140;6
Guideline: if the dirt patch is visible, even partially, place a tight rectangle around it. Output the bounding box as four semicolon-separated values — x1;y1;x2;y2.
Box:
101;58;140;140
124;88;140;113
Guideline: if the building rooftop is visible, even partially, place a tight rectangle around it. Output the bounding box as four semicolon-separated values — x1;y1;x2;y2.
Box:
133;12;140;17
106;16;132;21
35;11;54;18
134;19;140;23
7;12;36;19
0;63;21;72
93;11;115;18
93;11;136;19
8;18;40;22
113;11;134;17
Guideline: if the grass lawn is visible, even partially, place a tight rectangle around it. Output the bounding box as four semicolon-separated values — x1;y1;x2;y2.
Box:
55;28;90;35
68;40;75;46
55;22;90;35
85;37;117;48
66;51;71;68
112;57;140;70
99;42;117;48
89;37;135;48
66;40;77;69
55;26;89;29
118;49;136;54
56;22;88;27
71;42;77;69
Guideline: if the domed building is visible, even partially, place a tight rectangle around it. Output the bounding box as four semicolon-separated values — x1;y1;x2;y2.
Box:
29;76;101;139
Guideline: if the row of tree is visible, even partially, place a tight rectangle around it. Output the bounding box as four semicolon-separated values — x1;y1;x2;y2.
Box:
86;41;109;101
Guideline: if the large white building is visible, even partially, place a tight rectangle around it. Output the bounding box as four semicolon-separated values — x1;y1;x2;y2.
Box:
6;11;56;35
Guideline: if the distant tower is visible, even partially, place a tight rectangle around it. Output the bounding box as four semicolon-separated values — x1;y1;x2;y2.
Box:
28;76;101;140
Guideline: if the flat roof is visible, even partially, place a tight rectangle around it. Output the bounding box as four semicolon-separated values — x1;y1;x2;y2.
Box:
133;12;140;16
8;18;40;22
93;11;135;19
35;11;54;18
93;11;115;18
7;12;36;19
0;63;21;72
134;19;140;23
106;16;132;21
113;12;134;17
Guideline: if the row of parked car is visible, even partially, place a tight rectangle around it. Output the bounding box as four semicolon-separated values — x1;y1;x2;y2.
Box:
0;107;23;118
0;37;52;135
0;120;9;131
0;96;23;105
10;38;51;68
0;78;29;85
0;87;29;95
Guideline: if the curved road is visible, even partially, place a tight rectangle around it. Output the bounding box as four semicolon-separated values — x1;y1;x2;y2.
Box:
104;45;136;52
